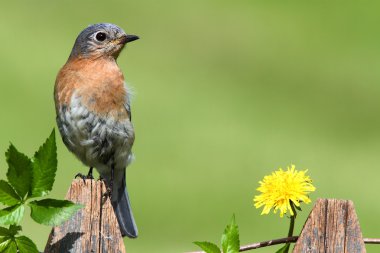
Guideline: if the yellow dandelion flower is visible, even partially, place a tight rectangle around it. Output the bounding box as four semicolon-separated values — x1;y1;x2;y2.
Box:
253;165;316;217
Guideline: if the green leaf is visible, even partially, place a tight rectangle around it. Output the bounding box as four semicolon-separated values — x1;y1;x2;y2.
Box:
275;243;290;253
29;130;57;198
221;215;240;253
5;144;32;199
0;237;11;252
0;225;21;237
0;227;10;237
7;225;21;237
1;240;17;253
0;205;24;225
28;199;82;226
0;180;21;206
0;226;22;252
194;241;221;253
15;236;39;253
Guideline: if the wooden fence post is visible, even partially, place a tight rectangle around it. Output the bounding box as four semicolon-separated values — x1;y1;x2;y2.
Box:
293;198;366;253
44;179;126;253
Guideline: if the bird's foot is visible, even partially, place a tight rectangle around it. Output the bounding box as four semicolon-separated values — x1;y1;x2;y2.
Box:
75;173;90;183
101;187;112;204
75;167;94;182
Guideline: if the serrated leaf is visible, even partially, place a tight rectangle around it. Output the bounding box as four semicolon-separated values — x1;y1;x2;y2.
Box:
0;205;24;225
221;215;240;253
29;130;57;198
28;199;82;226
7;225;21;237
0;227;10;237
5;144;32;199
0;237;11;252
275;243;290;253
0;225;21;237
194;241;221;253
2;240;17;253
15;236;39;253
0;180;21;206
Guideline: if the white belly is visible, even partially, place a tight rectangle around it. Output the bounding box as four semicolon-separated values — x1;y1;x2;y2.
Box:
56;94;135;173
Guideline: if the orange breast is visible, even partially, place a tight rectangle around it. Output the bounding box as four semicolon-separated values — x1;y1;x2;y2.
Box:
55;57;129;120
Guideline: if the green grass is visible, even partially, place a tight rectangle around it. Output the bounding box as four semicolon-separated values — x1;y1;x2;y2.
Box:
1;1;380;252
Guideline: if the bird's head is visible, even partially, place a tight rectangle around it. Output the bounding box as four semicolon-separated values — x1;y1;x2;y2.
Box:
69;23;139;60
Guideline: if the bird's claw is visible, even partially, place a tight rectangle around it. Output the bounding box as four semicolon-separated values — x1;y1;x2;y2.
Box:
75;167;94;182
101;187;112;204
75;173;88;183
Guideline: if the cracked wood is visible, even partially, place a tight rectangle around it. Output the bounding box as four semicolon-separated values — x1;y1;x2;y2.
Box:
44;179;126;253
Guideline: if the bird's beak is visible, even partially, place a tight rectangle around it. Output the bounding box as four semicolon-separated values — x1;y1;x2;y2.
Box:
119;34;139;44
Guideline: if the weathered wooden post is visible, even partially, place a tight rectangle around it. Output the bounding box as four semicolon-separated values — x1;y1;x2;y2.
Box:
44;179;126;253
293;198;366;253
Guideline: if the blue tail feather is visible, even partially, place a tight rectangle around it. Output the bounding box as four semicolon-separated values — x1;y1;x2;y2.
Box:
111;175;138;238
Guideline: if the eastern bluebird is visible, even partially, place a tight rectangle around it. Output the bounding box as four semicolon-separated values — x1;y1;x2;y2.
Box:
54;23;139;238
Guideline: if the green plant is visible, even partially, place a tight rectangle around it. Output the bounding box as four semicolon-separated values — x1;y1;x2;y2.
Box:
0;129;82;252
192;165;316;253
254;165;315;252
194;215;240;253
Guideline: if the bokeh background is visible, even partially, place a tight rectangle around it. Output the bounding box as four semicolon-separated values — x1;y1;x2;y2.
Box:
1;1;380;252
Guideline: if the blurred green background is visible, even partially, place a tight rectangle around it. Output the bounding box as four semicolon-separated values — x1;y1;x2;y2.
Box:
1;1;380;252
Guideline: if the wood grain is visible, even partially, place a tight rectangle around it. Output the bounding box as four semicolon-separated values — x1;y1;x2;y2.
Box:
293;198;366;253
44;179;126;253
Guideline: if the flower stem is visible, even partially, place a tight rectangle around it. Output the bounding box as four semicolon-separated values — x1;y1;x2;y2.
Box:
283;202;298;253
287;202;297;237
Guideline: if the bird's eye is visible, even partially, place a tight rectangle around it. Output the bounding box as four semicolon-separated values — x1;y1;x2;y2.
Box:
95;32;107;42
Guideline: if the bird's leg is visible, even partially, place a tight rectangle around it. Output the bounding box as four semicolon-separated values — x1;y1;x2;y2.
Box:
101;164;115;203
87;167;94;179
109;164;115;198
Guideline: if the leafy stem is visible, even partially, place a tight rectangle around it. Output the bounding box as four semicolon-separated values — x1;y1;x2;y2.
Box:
194;215;240;253
0;129;83;252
